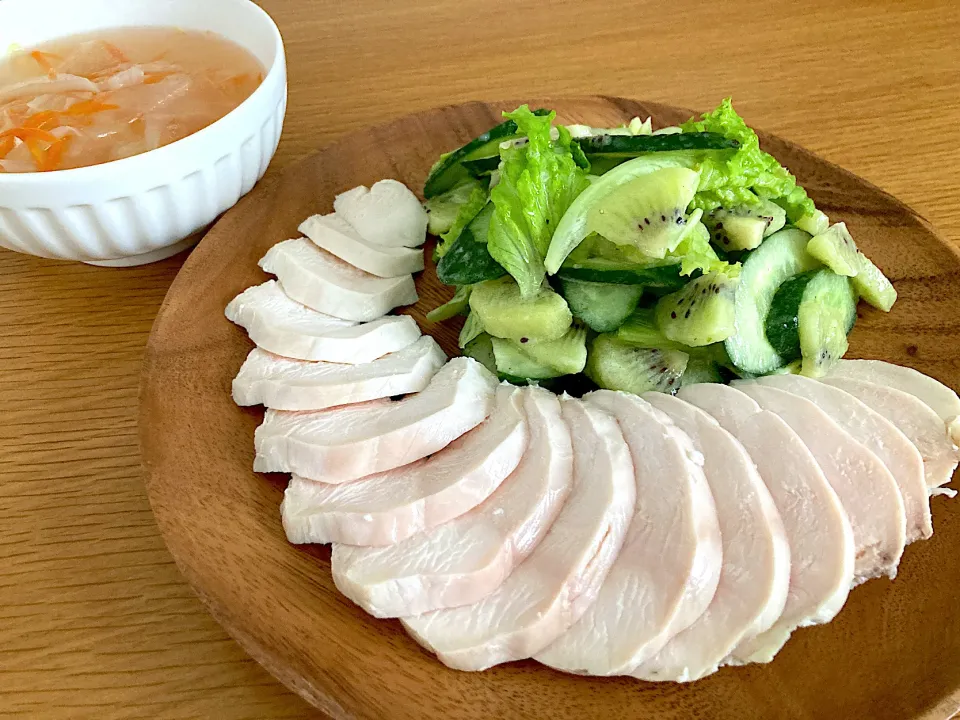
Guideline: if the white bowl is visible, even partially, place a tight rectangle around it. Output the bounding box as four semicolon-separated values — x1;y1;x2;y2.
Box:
0;0;286;266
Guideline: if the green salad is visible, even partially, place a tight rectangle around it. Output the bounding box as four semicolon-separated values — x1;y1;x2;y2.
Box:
423;99;897;394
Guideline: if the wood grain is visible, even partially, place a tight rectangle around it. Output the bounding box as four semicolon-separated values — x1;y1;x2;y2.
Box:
2;0;960;717
141;97;960;720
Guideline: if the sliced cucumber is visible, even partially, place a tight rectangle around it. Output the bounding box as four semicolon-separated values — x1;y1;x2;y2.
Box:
681;357;725;386
574;131;739;159
585;333;688;395
424;178;486;236
463;333;498;375
555;261;686;289
436;226;506;285
559;277;643;332
724;228;819;374
469;276;572;341
765;269;857;377
426;285;472;323
545;152;704;273
424;109;551;198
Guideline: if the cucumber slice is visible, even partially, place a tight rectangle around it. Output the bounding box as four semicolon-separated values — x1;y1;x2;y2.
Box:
424;109;551;198
575;131;739;158
469;276;572;341
559;277;643;332
545;152;704;273
806;222;897;311
724;228;819;374
766;269;857;377
585;333;688;395
655;271;738;347
424;178;486;236
463;333;498;375
555;261;686;289
681;357;724;386
436;226;506;285
426;285;472;323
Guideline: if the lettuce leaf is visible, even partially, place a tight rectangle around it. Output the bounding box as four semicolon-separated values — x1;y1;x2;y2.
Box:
488;106;589;299
681;98;815;222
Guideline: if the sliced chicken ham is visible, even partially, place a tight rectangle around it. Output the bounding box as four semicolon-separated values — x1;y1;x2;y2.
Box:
678;383;854;664
822;377;959;494
232;336;446;411
333;179;429;248
734;382;906;583
331;386;572;617
259;238;418;322
755;374;932;542
224;281;421;364
281;383;527;546
402;396;636;672
254;357;497;483
299;213;424;278
535;391;722;677
633;393;791;682
826;359;960;445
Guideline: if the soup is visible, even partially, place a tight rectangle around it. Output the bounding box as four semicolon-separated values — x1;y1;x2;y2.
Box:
0;27;264;173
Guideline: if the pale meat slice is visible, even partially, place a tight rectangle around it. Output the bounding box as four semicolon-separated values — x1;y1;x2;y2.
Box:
331;386;573;617
678;383;854;665
633;392;791;682
734;382;906;583
822;377;959;494
755;374;932;542
259;238;418;321
535;390;721;677
333;179;429;248
826;359;960;445
254;357;497;483
232;336;446;411
224;280;421;364
401;396;636;671
299;213;424;278
280;383;527;546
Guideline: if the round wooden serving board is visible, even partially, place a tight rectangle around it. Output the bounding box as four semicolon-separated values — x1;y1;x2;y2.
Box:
140;98;960;720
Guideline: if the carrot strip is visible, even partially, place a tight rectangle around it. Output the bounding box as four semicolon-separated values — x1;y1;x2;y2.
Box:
101;41;129;63
0;127;58;143
30;50;61;78
143;71;175;85
64;99;119;116
23;135;47;170
39;134;72;171
22;110;61;131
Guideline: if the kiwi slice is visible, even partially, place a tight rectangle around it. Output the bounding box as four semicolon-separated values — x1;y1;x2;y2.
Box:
680;357;725;386
807;222;897;311
586;167;701;259
492;326;588;379
469;276;572;341
795;209;830;236
585;333;689;395
706;200;786;251
655;271;738;347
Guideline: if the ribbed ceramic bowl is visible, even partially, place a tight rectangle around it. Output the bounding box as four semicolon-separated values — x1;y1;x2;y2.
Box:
0;0;286;267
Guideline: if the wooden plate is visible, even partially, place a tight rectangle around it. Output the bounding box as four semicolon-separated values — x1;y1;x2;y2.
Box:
140;98;960;720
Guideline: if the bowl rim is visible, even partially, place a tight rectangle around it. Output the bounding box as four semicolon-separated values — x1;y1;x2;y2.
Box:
0;0;286;185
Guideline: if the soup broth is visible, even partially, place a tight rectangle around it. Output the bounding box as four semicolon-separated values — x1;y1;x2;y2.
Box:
0;27;264;172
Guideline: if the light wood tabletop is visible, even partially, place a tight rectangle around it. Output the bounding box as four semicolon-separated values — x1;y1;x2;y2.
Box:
2;0;959;718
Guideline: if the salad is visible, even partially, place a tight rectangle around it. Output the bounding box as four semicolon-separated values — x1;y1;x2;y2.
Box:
423;100;897;395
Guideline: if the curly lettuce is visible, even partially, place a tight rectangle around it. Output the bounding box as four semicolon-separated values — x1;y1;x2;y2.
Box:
488;106;590;299
681;98;815;222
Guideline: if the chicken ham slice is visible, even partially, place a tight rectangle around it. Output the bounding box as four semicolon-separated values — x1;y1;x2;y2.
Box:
822;377;959;494
225;281;421;364
333;179;429;249
826;359;960;445
402;396;636;672
232;336;446;411
259;238;418;322
280;383;527;547
633;393;791;682
535;391;721;677
331;386;572;617
755;374;932;542
733;382;906;583
254;357;497;483
299;213;424;278
678;383;854;665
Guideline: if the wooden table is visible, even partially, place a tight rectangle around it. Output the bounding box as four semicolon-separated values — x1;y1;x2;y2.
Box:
2;0;959;717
